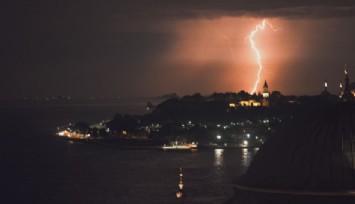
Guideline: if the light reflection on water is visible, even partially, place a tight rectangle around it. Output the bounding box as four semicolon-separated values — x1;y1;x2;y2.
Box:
242;148;250;166
214;148;224;167
2;138;260;204
242;147;259;167
1;104;260;203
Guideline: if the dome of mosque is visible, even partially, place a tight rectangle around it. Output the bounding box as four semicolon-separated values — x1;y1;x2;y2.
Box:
237;103;355;192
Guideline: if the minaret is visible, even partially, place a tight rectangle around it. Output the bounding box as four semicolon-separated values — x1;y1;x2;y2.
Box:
321;79;330;96
176;167;184;202
341;64;354;102
262;80;270;107
339;82;343;98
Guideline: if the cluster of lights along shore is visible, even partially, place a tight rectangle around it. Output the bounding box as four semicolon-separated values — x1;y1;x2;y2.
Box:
57;115;280;148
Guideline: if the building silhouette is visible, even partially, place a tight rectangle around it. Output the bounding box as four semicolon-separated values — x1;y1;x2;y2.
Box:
341;64;355;102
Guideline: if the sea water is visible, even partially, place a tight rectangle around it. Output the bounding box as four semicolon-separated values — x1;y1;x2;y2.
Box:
0;99;257;204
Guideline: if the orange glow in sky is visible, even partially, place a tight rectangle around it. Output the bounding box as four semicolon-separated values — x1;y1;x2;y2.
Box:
156;17;354;96
163;17;290;94
248;19;278;94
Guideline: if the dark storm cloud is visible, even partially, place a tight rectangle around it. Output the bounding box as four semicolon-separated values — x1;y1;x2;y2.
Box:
99;0;355;19
3;1;355;22
1;0;355;98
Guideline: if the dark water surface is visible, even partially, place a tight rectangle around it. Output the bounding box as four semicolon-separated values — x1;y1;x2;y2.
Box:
0;102;256;204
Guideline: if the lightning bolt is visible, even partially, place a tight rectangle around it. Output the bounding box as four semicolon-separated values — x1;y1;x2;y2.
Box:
248;19;276;94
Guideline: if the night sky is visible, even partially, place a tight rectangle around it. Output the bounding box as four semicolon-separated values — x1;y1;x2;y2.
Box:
1;0;355;99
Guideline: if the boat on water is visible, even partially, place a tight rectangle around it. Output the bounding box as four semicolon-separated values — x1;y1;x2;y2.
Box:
162;142;198;150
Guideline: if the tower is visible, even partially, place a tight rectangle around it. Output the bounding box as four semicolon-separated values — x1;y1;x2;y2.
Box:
176;167;184;202
321;79;330;96
341;64;354;102
262;80;270;107
339;82;343;98
262;80;269;98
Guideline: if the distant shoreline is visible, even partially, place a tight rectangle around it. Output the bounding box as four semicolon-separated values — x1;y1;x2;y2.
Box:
65;138;261;150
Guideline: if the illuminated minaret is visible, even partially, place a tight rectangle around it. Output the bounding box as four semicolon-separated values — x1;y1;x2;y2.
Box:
321;79;330;96
176;167;184;202
262;80;270;107
339;82;343;98
341;64;355;102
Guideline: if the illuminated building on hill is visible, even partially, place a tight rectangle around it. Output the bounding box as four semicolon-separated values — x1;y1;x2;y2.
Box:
235;80;270;107
239;100;261;107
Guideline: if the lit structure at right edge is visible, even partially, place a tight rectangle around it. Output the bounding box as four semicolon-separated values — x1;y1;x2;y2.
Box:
341;64;355;102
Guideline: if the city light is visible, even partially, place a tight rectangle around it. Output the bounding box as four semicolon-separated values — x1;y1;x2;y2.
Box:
243;140;248;146
56;130;90;139
229;103;236;108
214;149;224;166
